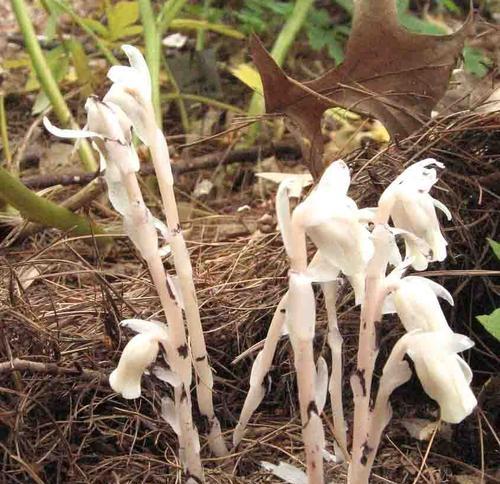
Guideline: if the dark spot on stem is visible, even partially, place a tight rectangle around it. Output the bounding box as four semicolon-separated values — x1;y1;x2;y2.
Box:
173;223;182;234
280;308;286;314
166;280;176;301
374;320;382;350
180;385;188;402
195;355;207;362
177;343;188;358
360;441;373;466
355;368;366;397
185;472;203;484
307;400;318;418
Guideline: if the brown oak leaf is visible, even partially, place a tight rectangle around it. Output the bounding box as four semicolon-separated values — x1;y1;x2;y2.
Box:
251;0;473;177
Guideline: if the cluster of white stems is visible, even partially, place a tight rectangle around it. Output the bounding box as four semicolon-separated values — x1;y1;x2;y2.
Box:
44;45;227;483
241;159;477;483
44;44;477;484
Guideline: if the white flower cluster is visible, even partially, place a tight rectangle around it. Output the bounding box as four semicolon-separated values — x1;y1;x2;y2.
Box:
44;46;178;399
278;159;476;424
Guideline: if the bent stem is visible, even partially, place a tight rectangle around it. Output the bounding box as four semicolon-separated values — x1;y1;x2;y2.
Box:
149;128;227;456
233;293;288;447
0;166;105;238
322;281;349;462
348;225;393;484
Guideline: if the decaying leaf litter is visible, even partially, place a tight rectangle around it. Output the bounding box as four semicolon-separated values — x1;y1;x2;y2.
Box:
0;1;499;483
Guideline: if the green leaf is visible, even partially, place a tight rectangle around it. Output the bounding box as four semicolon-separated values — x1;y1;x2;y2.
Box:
487;238;500;260
463;46;492;78
81;18;110;38
106;0;140;41
477;309;500;341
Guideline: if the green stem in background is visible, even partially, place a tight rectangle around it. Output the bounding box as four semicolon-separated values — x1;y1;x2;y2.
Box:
162;56;190;132
195;0;211;51
162;92;245;114
247;0;314;117
138;0;162;126
0;95;12;170
52;0;119;66
0;166;104;237
158;0;188;34
10;0;97;172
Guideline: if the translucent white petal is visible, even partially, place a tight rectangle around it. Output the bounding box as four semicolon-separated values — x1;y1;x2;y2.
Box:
320;159;351;197
153;366;181;387
261;461;307;484
276;181;293;256
109;332;159;399
166;274;184;309
404;276;454;306
305;251;339;282
256;172;313;198
382;293;397;314
455;355;473;384
161;396;181;436
432;197;452;221
315;356;328;415
122;44;152;101
121;318;169;336
249;351;265;387
43;117;100;139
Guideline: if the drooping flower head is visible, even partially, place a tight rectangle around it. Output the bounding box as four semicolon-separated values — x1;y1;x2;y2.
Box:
384;262;454;332
402;330;477;423
378;159;451;270
292;160;374;303
109;319;169;399
104;45;156;146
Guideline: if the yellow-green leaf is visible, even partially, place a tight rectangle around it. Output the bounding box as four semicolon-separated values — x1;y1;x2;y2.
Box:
487;238;500;260
477;309;500;341
229;63;262;95
81;18;110;38
107;0;140;41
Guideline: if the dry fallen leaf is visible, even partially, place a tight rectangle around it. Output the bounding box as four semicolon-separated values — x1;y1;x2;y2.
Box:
251;0;473;177
401;418;452;442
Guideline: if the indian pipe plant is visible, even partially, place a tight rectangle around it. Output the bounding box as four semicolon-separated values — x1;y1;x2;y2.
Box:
41;17;478;484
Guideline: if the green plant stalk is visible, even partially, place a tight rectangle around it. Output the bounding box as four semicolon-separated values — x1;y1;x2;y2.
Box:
195;0;211;51
52;0;119;66
158;0;187;33
0;166;103;237
247;0;314;117
138;0;162;126
0;95;12;169
10;0;97;172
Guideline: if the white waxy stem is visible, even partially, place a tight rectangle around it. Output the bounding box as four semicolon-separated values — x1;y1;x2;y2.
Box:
106;44;225;460
405;331;477;424
109;332;160;399
378;159;451;270
286;272;316;342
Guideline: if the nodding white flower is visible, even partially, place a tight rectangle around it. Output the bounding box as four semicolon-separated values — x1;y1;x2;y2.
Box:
379;159;451;270
109;319;170;399
104;45;156;146
43;98;139;214
291;160;374;303
384;265;454;331
402;331;477;424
